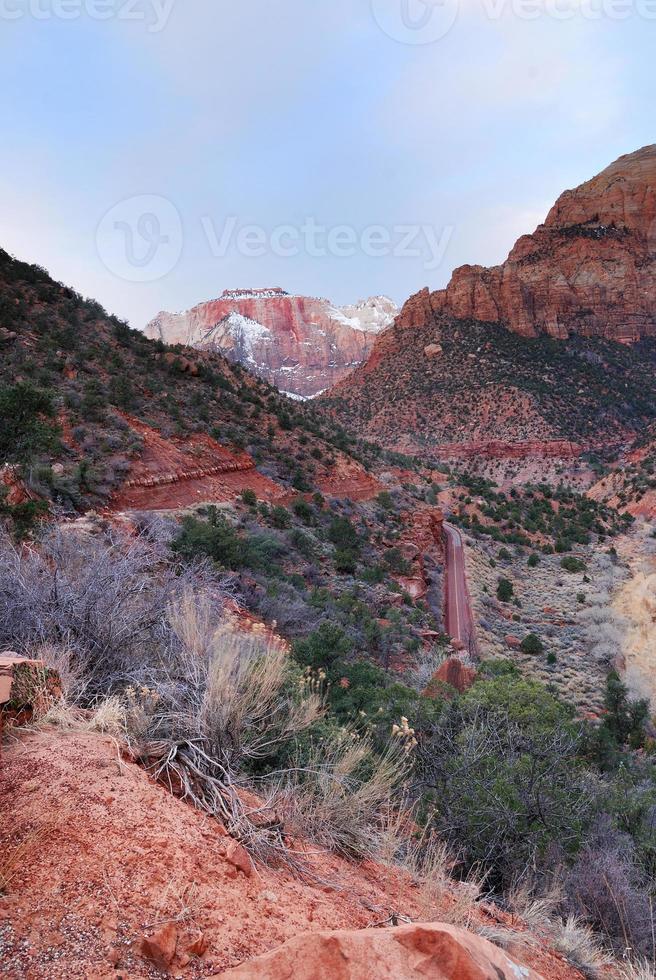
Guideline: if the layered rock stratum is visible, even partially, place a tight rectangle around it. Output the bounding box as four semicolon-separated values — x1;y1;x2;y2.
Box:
323;147;656;459
407;145;656;342
145;289;397;398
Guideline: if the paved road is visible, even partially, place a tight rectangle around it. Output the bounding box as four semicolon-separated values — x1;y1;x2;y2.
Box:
443;522;478;657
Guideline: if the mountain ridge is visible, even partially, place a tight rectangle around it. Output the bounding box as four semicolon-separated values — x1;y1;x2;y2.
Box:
145;290;397;399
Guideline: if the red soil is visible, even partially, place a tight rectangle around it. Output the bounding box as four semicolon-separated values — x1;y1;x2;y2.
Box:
0;729;584;979
109;419;285;511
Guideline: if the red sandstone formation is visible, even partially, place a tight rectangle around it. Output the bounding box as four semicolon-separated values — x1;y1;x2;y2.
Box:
215;921;544;980
110;418;285;511
401;145;656;343
0;464;35;507
145;289;397;398
430;657;478;695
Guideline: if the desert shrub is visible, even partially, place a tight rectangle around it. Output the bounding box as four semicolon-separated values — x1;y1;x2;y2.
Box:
383;547;411;575
416;675;591;890
377;490;394;511
521;633;545;656
173;510;245;569
601;672;649;751
289;528;318;560
564;819;655;960
334;548;357;574
241;488;257;507
562;556;587;573
528;553;540;568
0;526;202;696
549;916;612;978
269;505;291;529
0;382;59;464
293;622;353;670
328;515;360;554
277;735;406;858
497;578;514;602
291;498;313;523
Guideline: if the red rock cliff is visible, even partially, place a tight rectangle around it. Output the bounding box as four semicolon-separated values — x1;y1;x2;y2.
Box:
145;290;396;399
402;145;656;343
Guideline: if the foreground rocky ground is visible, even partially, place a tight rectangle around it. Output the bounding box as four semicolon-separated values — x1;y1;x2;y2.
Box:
0;726;589;979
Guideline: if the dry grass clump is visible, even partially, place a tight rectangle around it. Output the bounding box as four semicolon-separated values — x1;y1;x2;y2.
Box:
276;735;406;859
618;960;656;980
549;916;613;978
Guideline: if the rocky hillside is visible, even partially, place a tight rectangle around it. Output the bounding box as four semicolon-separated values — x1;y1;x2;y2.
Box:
322;310;656;459
145;289;397;399
0;248;399;524
419;145;656;342
323;147;656;461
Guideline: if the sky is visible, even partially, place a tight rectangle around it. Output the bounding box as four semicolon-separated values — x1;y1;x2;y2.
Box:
0;0;653;328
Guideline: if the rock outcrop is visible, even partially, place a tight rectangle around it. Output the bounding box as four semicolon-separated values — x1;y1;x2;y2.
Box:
404;145;656;343
145;290;397;399
323;148;656;460
214;921;544;980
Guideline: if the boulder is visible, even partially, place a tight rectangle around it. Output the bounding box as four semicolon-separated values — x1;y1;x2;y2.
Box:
424;343;443;358
140;923;178;971
212;921;543;979
225;839;254;878
0;654;61;712
430;657;477;695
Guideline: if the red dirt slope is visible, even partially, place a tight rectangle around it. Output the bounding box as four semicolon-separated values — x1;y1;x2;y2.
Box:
0;729;583;979
110;419;285;511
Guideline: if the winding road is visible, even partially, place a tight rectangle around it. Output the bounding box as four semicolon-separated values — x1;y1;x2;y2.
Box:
443;522;478;658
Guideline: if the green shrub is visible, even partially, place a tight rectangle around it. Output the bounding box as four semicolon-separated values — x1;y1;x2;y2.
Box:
270;505;291;529
292;498;313;523
497;578;514;603
561;556;587;573
520;633;545;656
334;549;357;575
241;488;257;507
0;382;59;464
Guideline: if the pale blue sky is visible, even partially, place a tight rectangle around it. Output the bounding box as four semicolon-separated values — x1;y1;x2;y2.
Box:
0;0;653;327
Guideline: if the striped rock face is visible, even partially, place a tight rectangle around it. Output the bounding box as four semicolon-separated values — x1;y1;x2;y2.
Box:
412;145;656;343
145;290;397;399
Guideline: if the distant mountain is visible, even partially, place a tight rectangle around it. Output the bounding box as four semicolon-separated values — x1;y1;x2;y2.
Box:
322;148;656;461
0;249;385;514
145;290;397;399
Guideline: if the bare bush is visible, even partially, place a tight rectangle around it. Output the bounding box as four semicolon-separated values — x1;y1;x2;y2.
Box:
275;734;406;858
0;527;224;696
564;821;655;961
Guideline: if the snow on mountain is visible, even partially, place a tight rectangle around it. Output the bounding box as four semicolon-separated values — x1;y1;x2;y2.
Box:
144;290;398;398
